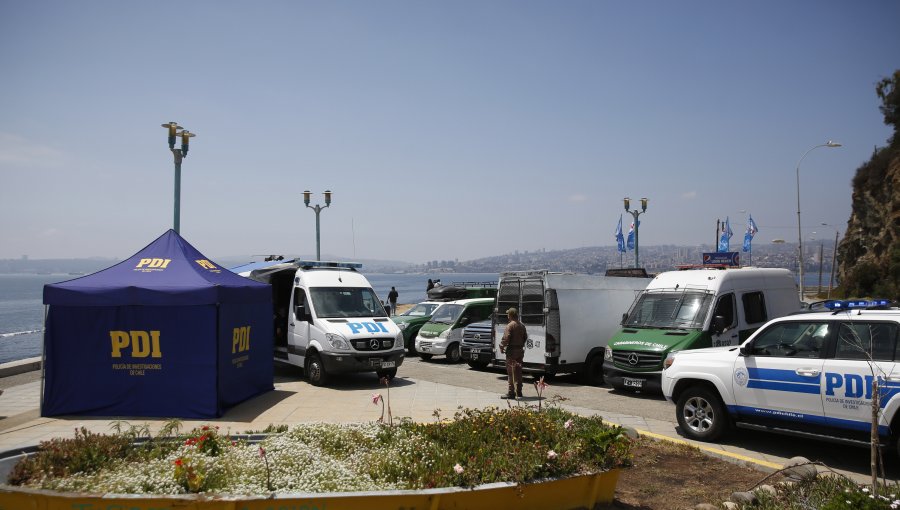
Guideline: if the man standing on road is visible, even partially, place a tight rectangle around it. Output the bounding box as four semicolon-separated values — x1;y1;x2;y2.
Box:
387;287;399;316
499;307;527;399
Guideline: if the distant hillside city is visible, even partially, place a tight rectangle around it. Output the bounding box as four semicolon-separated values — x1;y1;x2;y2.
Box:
2;241;837;281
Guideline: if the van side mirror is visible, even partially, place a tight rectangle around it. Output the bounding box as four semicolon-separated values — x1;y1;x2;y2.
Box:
296;303;311;323
710;315;727;335
621;313;628;325
739;343;751;356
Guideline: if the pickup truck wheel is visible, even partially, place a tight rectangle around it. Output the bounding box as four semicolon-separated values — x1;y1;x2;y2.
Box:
446;343;461;363
676;386;728;441
376;368;397;381
580;354;604;386
419;353;433;361
306;353;328;387
407;333;418;355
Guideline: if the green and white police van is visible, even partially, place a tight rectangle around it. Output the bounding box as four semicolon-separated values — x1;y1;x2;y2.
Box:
603;267;800;393
415;298;495;363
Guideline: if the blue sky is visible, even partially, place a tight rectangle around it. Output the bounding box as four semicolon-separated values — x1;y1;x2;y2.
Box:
1;1;897;263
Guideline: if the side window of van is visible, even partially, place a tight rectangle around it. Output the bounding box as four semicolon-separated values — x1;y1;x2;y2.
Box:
835;322;899;361
712;293;736;330
293;289;309;321
742;292;768;325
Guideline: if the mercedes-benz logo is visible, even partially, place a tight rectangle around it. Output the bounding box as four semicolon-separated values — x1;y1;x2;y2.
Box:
474;334;482;340
627;353;640;366
369;338;380;350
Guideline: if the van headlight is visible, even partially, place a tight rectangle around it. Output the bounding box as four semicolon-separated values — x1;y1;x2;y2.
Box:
397;323;408;330
438;328;450;339
325;333;352;350
664;351;677;370
604;346;613;361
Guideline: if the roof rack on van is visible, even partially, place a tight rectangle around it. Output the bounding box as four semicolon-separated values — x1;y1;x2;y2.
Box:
297;260;363;270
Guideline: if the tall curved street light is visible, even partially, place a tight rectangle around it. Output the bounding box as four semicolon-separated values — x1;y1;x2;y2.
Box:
304;190;332;261
624;197;648;268
161;122;196;234
796;141;841;300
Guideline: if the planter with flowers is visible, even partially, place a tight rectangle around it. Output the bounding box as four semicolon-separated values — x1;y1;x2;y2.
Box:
0;379;630;509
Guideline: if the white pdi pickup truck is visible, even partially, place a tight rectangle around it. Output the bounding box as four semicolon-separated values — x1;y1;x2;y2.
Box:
661;300;900;454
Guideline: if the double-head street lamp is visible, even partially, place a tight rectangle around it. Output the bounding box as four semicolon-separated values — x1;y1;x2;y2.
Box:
161;122;196;234
624;197;648;268
304;190;333;261
796;141;841;300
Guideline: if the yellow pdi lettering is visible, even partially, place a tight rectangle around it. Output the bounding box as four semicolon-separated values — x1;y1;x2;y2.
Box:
110;331;162;358
233;326;251;353
136;258;171;269
195;259;217;270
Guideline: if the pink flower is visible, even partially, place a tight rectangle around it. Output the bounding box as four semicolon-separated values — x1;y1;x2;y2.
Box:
547;450;558;460
454;463;464;474
535;376;548;391
564;419;573;430
258;446;266;457
372;393;383;405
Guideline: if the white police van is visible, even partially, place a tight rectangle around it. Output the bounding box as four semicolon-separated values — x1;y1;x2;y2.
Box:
662;299;900;453
236;260;405;386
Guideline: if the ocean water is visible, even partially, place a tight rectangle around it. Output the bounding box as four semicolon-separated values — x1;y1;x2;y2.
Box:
0;272;499;365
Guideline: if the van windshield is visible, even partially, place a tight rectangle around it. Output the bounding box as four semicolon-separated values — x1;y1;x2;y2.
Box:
429;304;464;325
624;290;713;330
310;287;388;318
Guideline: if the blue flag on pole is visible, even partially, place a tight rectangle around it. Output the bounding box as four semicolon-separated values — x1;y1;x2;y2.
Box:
718;217;733;252
626;220;639;250
742;214;759;252
615;215;626;253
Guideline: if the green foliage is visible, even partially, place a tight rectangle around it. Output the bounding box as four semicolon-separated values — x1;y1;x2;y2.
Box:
876;70;900;138
8;427;134;485
753;476;900;510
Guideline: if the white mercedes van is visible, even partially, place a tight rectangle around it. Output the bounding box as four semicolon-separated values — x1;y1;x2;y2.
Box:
238;260;405;386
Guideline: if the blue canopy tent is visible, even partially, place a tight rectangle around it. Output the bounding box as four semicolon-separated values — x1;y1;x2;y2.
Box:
42;230;273;418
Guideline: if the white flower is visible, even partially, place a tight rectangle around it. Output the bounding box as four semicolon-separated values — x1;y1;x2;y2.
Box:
863;487;870;493
453;463;464;474
547;450;557;460
564;419;573;430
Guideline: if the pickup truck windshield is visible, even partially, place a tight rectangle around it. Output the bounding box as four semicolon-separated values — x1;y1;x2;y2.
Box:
402;303;442;317
429;304;463;324
624;290;713;329
310;287;388;318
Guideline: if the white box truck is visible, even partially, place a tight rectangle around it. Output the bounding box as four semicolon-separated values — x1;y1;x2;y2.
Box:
237;260;405;386
492;270;651;385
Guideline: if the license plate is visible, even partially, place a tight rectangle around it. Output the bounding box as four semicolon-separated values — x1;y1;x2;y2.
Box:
471;348;481;354
623;377;644;388
470;352;480;360
381;361;395;368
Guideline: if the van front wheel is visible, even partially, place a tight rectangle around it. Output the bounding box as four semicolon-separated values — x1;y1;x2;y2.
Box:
446;343;461;363
306;353;328;387
580;354;605;386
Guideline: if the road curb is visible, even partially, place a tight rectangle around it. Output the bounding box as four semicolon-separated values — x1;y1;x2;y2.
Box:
0;357;41;378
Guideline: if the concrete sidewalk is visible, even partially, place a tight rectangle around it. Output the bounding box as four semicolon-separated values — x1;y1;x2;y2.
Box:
0;357;870;484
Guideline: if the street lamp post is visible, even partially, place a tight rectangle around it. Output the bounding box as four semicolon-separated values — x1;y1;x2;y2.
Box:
821;223;841;299
304;190;333;261
161;122;196;234
795;141;841;300
624;197;648;268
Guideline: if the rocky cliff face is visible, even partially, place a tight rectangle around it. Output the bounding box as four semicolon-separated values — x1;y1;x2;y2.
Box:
836;143;900;300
